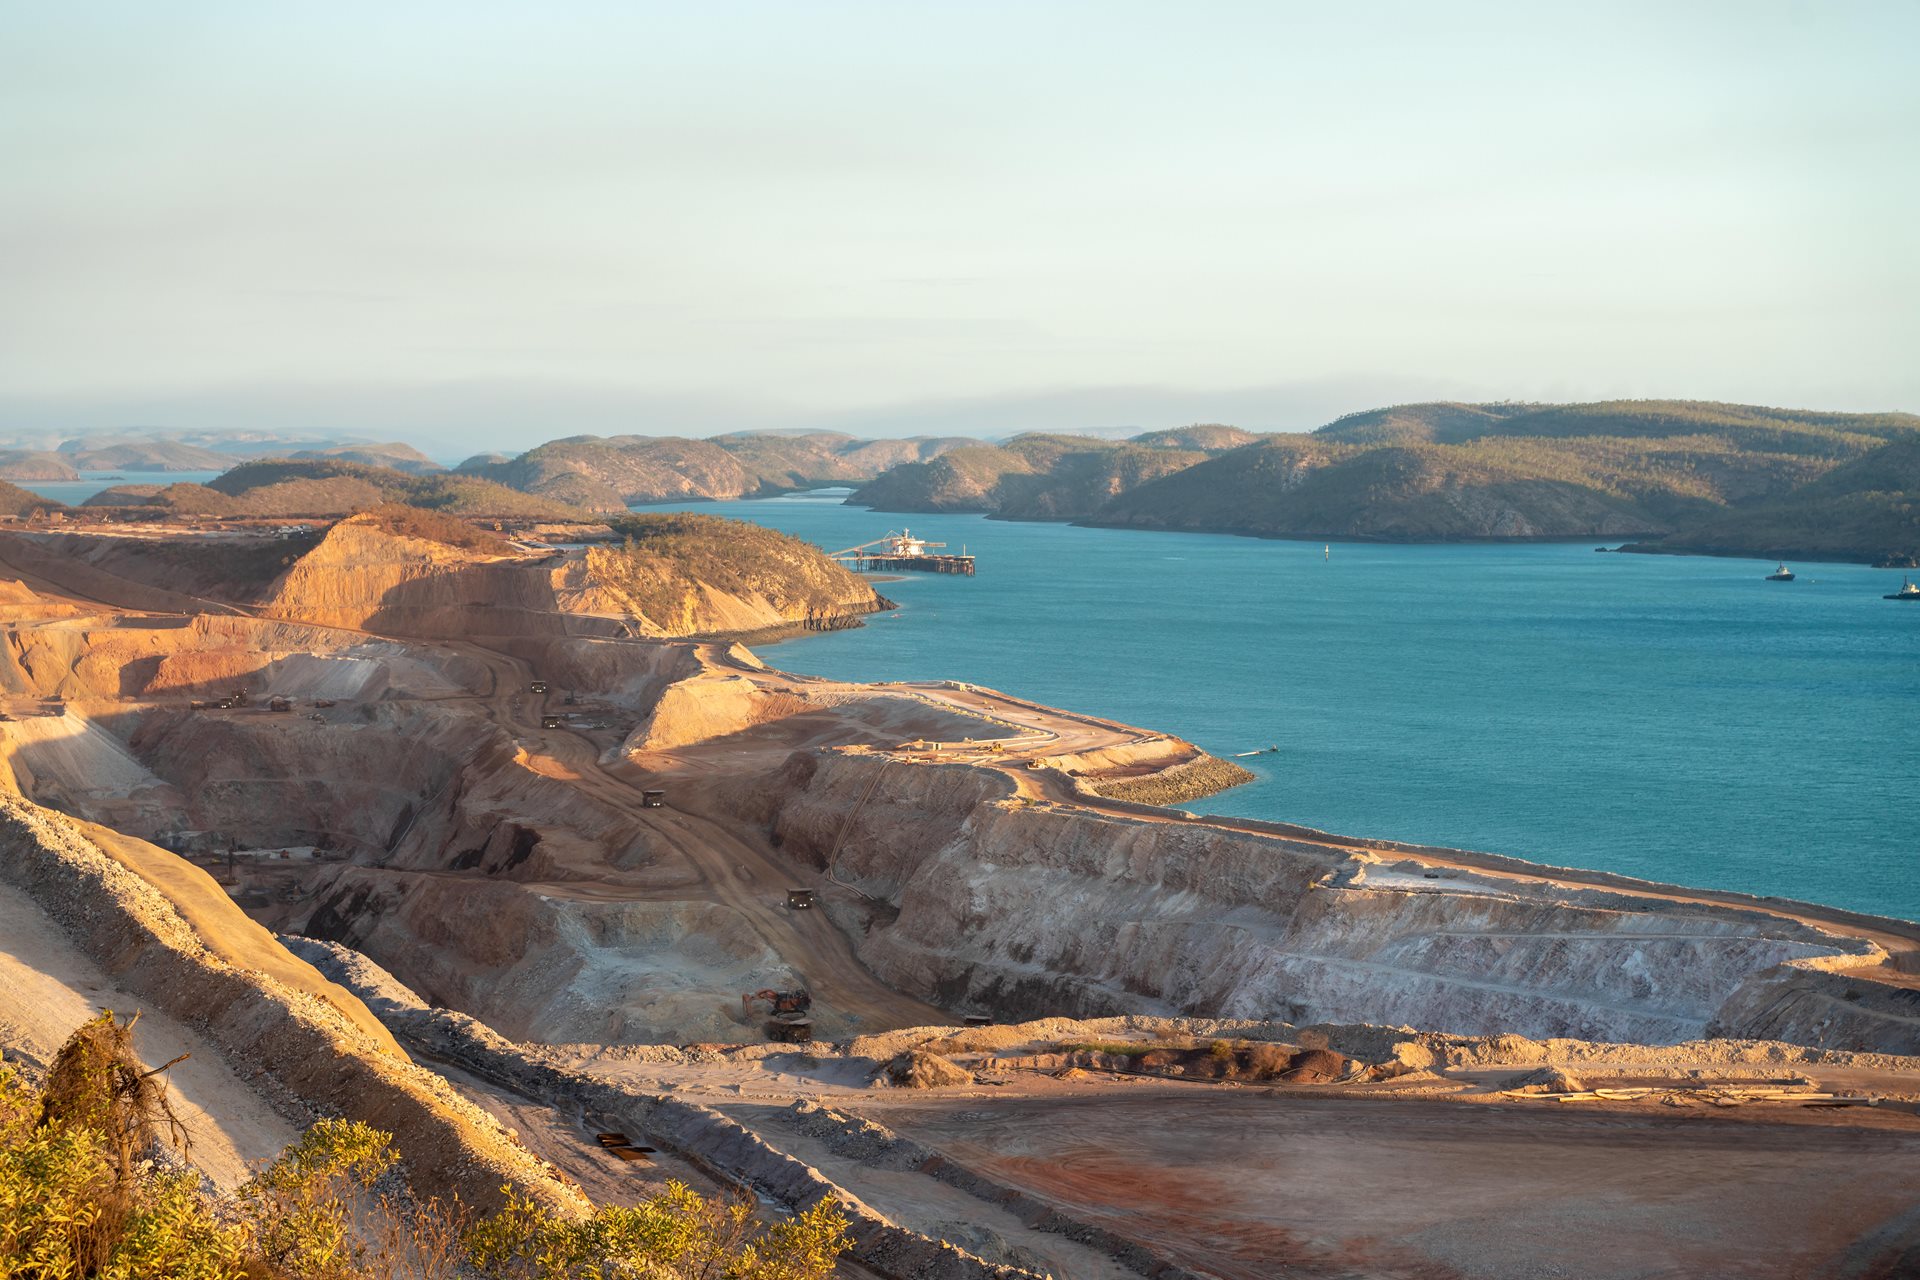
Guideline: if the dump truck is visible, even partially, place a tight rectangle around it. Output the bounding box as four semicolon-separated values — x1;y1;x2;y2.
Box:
641;790;665;808
529;680;549;694
743;989;813;1042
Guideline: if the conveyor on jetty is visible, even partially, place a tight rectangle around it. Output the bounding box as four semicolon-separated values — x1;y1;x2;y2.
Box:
830;529;976;575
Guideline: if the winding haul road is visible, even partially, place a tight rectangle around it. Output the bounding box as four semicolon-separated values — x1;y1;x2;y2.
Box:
3;523;1916;1040
0;531;945;1034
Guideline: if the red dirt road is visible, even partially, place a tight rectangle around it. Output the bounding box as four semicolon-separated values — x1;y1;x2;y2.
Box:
863;1089;1920;1280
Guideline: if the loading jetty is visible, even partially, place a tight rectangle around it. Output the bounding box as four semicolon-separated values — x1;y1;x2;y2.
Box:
830;529;976;576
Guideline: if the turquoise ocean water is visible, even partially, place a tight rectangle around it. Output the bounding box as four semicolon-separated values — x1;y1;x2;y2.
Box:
642;490;1920;921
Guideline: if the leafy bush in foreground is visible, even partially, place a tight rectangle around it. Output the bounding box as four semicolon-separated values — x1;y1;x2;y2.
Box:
0;1012;849;1280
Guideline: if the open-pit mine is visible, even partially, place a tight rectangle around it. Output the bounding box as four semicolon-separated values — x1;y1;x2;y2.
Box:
1;508;1916;1279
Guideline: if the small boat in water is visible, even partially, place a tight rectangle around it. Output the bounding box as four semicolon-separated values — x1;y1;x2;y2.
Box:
1886;578;1920;601
1766;564;1795;581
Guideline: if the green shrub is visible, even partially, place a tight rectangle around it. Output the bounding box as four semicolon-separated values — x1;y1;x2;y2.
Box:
0;1014;850;1280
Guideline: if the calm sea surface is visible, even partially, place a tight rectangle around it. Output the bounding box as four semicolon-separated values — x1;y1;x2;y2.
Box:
640;490;1920;922
19;471;224;504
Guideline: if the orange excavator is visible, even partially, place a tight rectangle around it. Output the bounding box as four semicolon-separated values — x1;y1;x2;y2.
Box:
742;989;813;1043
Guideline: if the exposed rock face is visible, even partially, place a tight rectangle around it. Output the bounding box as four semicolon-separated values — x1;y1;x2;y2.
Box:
755;752;1917;1052
0;614;473;701
259;519;613;638
252;515;886;640
0;795;584;1214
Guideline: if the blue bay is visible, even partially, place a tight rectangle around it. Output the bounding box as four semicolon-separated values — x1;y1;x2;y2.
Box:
640;490;1920;922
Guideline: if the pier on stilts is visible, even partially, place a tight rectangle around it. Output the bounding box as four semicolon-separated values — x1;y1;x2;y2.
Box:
830;529;976;576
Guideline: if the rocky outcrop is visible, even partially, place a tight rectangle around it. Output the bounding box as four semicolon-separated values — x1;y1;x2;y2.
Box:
757;752;1917;1052
253;515;885;642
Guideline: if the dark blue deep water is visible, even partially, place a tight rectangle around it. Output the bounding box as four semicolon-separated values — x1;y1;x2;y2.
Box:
643;490;1920;921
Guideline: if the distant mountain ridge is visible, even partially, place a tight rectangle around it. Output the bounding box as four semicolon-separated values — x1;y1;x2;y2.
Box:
849;432;1227;519
1088;401;1920;559
25;402;1920;562
81;458;583;519
454;430;976;511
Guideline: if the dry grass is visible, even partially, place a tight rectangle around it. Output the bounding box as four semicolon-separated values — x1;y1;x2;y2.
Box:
354;504;513;555
38;1010;189;1182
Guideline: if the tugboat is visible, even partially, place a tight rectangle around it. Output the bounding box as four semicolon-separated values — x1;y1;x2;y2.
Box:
1766;563;1795;581
1886;577;1920;601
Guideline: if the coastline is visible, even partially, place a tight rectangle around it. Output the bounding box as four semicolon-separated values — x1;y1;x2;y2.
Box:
835;497;1910;567
715;630;1920;931
1612;540;1920;569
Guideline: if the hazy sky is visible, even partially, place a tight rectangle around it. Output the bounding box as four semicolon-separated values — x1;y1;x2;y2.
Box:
3;1;1915;450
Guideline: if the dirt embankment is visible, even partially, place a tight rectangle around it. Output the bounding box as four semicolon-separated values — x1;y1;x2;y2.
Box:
291;937;1051;1280
750;750;1920;1054
619;672;811;752
0;613;482;701
0;796;585;1215
0;876;298;1190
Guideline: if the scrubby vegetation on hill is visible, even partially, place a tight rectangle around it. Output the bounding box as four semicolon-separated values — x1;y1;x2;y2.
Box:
1088;401;1920;556
284;442;445;473
203;459;585;519
850;431;1229;519
708;430;973;492
1128;423;1264;452
459;436;752;510
54;400;1913;560
82;481;244;514
1097;438;1665;540
590;512;880;633
353;502;515;554
1316;400;1920;455
62;439;236;471
459;432;975;511
1632;436;1920;562
0;478;66;517
0;449;80;481
1;1011;850;1280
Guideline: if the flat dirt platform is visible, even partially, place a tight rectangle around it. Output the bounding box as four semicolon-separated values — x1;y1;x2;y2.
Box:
862;1089;1920;1280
